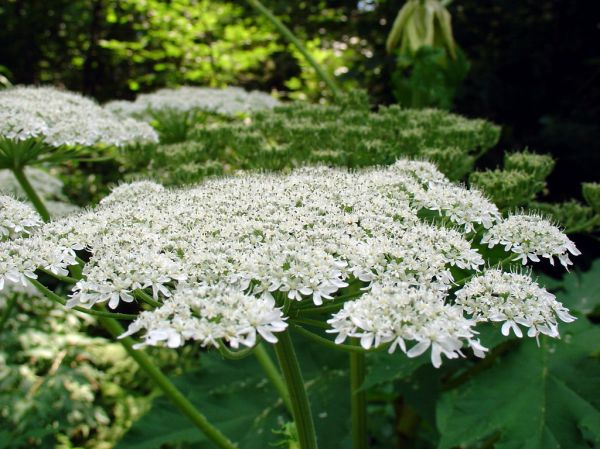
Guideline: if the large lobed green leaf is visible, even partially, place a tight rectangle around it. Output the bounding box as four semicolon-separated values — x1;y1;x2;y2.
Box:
437;318;600;449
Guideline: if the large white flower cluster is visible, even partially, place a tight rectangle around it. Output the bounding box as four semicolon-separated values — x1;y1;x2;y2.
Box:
104;86;279;119
0;160;579;367
0;86;158;147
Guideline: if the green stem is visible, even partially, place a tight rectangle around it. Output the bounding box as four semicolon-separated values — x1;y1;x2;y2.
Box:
254;344;293;414
134;289;162;308
293;317;331;329
28;278;137;320
297;303;343;316
12;166;51;222
39;268;79;284
291;324;390;354
350;345;368;449
0;294;19;333
218;343;257;360
273;331;318;449
244;0;342;100
29;279;234;448
290;323;361;352
99;317;237;449
297;290;364;311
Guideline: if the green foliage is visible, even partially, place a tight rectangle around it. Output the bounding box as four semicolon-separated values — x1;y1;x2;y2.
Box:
117;340;350;449
124;93;500;185
542;259;600;315
471;151;600;232
530;200;597;233
391;46;470;109
100;0;282;93
469;151;553;210
386;0;467;109
582;183;600;214
503;151;555;179
0;293;148;449
147;109;231;145
437;318;600;449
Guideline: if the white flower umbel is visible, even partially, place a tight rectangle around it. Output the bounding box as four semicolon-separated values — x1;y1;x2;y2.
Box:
120;284;287;349
327;283;486;368
0;86;158;147
0;196;43;240
0;160;578;363
105;86;279;120
455;269;575;339
482;214;581;268
411;182;501;232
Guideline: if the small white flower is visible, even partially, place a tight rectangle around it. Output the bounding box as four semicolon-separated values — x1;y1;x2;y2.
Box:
328;283;483;368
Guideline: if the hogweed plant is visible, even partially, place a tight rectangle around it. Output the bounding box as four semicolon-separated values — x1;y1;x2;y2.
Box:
0;86;158;221
0;160;580;449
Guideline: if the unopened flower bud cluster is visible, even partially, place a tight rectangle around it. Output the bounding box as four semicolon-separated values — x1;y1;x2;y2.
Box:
0;160;579;367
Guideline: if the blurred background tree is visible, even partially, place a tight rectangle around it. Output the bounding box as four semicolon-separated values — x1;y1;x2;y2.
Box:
0;0;598;195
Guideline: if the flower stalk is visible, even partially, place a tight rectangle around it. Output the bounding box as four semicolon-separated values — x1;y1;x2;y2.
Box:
244;0;342;100
273;331;318;449
0;293;18;333
100;316;238;449
254;344;293;414
350;348;368;449
12;166;51;222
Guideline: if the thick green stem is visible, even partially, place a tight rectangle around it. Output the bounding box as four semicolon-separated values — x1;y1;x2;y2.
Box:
244;0;342;100
12;167;51;222
0;294;18;333
254;344;293;414
273;331;318;449
350;347;368;449
99;317;237;449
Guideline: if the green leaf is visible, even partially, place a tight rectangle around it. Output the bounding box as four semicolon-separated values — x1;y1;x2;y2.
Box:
437;318;600;449
117;339;352;449
116;352;288;449
556;259;600;314
362;351;429;390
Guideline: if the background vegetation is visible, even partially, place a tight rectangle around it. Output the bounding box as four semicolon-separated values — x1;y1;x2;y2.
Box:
0;1;598;448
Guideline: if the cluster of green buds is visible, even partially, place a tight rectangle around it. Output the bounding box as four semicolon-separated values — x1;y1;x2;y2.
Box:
386;0;456;58
470;151;600;234
582;182;600;214
469;152;554;210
